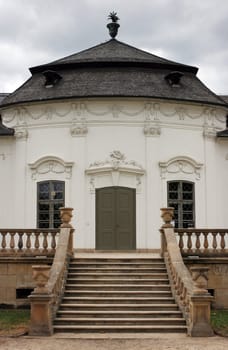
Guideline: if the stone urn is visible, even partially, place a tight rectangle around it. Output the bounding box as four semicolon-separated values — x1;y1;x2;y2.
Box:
160;207;174;228
60;207;73;228
107;11;120;39
32;265;50;294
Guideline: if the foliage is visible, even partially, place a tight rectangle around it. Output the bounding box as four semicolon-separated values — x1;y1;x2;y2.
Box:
108;11;119;23
0;309;30;336
211;310;228;337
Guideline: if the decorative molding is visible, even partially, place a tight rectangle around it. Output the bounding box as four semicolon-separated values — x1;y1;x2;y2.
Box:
143;122;161;136
70;123;88;136
159;156;203;180
14;126;28;140
29;156;74;180
88;150;144;171
70;103;88;136
86;150;145;193
203;126;217;139
212;264;228;275
2;101;226;129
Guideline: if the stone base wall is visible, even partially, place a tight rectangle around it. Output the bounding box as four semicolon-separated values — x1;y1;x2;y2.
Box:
185;258;228;309
0;258;52;306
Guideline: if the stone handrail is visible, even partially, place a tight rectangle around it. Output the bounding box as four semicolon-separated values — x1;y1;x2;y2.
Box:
29;208;74;336
160;208;214;336
175;228;228;257
0;229;59;256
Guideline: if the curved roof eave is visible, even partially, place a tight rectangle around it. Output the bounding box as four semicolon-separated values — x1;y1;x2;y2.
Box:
1;94;227;110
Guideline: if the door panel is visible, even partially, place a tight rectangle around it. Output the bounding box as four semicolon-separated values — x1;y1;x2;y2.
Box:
96;187;136;250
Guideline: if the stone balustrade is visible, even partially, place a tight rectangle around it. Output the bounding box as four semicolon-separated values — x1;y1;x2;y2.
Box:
160;208;214;337
175;229;228;257
0;229;59;256
29;207;74;336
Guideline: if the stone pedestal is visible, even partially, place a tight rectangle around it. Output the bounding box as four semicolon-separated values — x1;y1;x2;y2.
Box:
189;295;214;336
29;293;53;336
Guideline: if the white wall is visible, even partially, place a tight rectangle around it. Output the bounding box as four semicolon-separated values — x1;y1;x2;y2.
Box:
0;98;227;249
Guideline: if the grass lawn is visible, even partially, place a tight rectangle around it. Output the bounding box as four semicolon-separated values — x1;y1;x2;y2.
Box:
211;310;228;337
0;309;30;336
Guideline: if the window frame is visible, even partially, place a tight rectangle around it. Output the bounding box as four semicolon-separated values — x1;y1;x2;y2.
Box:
167;180;195;228
37;180;65;229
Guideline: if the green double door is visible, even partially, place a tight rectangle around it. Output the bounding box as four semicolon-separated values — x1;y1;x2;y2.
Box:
96;187;136;250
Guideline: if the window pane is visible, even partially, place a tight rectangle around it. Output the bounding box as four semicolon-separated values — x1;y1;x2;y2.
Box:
168;182;178;191
37;181;65;228
168;181;194;228
168;192;178;200
39;203;49;211
182;192;193;200
182;183;193;192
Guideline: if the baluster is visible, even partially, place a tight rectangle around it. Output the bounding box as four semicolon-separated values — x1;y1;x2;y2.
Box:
220;232;226;250
187;232;192;253
42;232;48;251
1;232;7;249
26;232;32;250
195;232;201;251
34;232;40;250
178;232;184;251
18;232;23;250
212;232;217;250
10;232;16;249
51;232;57;250
203;231;209;251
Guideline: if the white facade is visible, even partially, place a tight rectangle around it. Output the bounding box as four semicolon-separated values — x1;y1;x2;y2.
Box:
0;98;227;249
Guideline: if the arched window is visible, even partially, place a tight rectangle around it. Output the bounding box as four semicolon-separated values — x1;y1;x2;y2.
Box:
37;180;65;228
167;181;195;228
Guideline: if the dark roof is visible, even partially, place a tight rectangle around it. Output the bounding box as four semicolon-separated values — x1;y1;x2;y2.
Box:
1;39;227;108
0;93;9;105
217;115;228;138
219;95;228;104
30;39;198;73
0;115;14;136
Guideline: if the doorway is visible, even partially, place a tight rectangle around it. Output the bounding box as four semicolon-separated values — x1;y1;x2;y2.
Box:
96;187;136;250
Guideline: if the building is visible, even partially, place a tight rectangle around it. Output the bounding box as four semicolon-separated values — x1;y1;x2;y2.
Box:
0;18;228;251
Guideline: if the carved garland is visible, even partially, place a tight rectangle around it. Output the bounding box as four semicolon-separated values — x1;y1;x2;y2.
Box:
85;150;145;193
29;156;74;180
159;156;203;180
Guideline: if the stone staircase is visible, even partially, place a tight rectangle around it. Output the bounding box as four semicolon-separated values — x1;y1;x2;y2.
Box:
53;256;187;333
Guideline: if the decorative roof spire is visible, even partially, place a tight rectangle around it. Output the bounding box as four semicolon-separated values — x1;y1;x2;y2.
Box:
107;11;120;39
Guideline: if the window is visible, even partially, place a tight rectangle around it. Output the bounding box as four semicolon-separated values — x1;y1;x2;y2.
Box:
37;181;65;228
167;181;195;228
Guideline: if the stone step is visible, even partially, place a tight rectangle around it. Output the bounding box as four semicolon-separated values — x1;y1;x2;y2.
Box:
65;284;171;291
66;278;170;285
54;317;186;326
70;262;166;268
70;258;164;263
67;273;168;279
68;267;167;273
64;290;172;297
54;256;186;334
53;324;187;333
62;296;175;304
59;303;179;311
57;310;183;318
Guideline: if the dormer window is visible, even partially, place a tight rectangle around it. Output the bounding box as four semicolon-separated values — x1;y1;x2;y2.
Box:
165;71;183;87
43;70;62;88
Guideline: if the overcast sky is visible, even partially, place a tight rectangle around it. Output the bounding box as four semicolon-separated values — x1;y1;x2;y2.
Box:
0;0;228;95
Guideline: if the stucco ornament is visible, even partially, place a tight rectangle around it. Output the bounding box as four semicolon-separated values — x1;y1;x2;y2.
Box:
89;150;143;171
86;150;145;193
159;156;203;180
29;156;74;180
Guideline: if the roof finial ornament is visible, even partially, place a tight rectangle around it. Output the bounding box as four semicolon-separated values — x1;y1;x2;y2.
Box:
107;11;120;39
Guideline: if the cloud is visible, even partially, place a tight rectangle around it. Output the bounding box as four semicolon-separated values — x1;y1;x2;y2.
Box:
0;0;227;94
